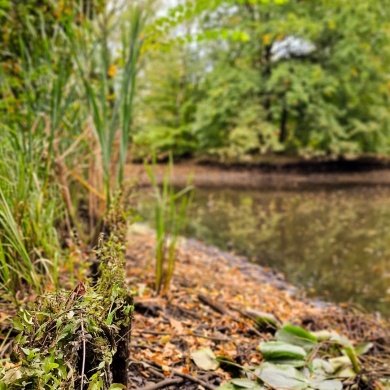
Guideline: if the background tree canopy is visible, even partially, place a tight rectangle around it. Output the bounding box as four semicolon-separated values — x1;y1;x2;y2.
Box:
135;0;390;160
2;0;390;160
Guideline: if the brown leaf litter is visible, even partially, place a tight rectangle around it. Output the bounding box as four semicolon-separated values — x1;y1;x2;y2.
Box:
126;225;390;389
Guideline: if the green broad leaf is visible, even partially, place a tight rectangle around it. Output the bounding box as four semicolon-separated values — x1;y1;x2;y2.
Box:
309;359;334;376
276;324;318;350
336;366;357;378
217;383;237;390
311;330;334;342
109;384;127;390
12;318;24;331
191;347;219;371
230;378;264;389
246;310;280;332
308;378;343;390
354;342;373;356
257;363;308;390
328;333;352;348
22;311;33;325
45;362;59;372
328;355;357;378
106;311;114;325
259;341;307;361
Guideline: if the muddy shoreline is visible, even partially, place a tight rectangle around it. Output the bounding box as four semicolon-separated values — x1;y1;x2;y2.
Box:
126;159;390;190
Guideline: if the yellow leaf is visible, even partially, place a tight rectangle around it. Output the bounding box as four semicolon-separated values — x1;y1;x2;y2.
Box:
161;364;170;373
107;64;117;78
161;335;171;344
262;34;272;46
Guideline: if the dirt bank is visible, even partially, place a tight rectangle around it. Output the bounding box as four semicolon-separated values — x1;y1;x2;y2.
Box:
126;160;390;190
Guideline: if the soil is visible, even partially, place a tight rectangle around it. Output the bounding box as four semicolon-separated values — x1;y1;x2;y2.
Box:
126;225;390;390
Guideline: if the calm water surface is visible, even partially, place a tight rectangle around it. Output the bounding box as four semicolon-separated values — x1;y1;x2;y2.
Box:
139;185;390;316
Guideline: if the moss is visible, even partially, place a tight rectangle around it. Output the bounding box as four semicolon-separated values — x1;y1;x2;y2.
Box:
1;196;133;389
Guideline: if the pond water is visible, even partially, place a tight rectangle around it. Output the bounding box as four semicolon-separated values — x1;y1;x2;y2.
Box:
138;185;390;317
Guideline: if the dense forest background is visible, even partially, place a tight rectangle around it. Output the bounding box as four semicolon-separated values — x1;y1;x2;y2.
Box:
2;0;390;163
134;0;390;160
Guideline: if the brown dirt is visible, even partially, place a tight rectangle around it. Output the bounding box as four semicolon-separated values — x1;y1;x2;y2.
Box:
126;161;390;190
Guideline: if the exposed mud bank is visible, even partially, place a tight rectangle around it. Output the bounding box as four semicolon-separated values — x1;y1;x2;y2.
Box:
126;158;390;190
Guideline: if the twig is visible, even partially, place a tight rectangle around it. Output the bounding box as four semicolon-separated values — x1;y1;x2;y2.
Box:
192;332;230;342
169;367;217;390
134;330;171;336
198;293;229;315
146;367;166;379
133;329;230;342
131;360;217;390
197;294;263;337
139;378;184;390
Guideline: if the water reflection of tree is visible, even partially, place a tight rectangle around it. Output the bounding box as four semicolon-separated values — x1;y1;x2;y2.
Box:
185;188;390;316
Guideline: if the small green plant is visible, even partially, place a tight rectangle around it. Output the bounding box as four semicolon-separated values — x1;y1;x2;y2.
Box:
145;154;193;295
213;323;377;390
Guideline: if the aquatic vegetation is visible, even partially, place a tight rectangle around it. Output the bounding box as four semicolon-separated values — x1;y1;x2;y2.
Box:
145;154;193;295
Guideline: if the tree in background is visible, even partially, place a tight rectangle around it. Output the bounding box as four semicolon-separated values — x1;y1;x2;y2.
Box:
134;45;202;159
137;0;390;159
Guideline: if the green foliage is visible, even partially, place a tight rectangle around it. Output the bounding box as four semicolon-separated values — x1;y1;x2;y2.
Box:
138;0;390;159
0;130;63;299
73;3;146;195
216;323;377;390
134;47;201;159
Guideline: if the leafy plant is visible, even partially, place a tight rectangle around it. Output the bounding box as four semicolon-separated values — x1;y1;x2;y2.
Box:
216;322;376;390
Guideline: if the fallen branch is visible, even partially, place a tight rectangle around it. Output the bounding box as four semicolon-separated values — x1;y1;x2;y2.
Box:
198;293;229;316
132;360;217;390
163;366;216;390
197;293;263;337
132;329;230;342
140;378;184;390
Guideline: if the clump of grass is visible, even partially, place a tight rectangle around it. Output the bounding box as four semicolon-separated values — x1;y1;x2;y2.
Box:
0;132;62;299
145;154;193;295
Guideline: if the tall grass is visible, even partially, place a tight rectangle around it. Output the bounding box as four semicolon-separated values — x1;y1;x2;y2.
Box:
0;7;80;298
0;1;148;298
0;132;61;298
72;4;145;201
145;154;193;295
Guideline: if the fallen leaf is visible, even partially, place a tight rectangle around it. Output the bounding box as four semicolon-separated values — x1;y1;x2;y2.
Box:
191;347;219;371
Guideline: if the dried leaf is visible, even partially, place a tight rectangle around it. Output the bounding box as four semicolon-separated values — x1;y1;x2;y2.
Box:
191;347;219;371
